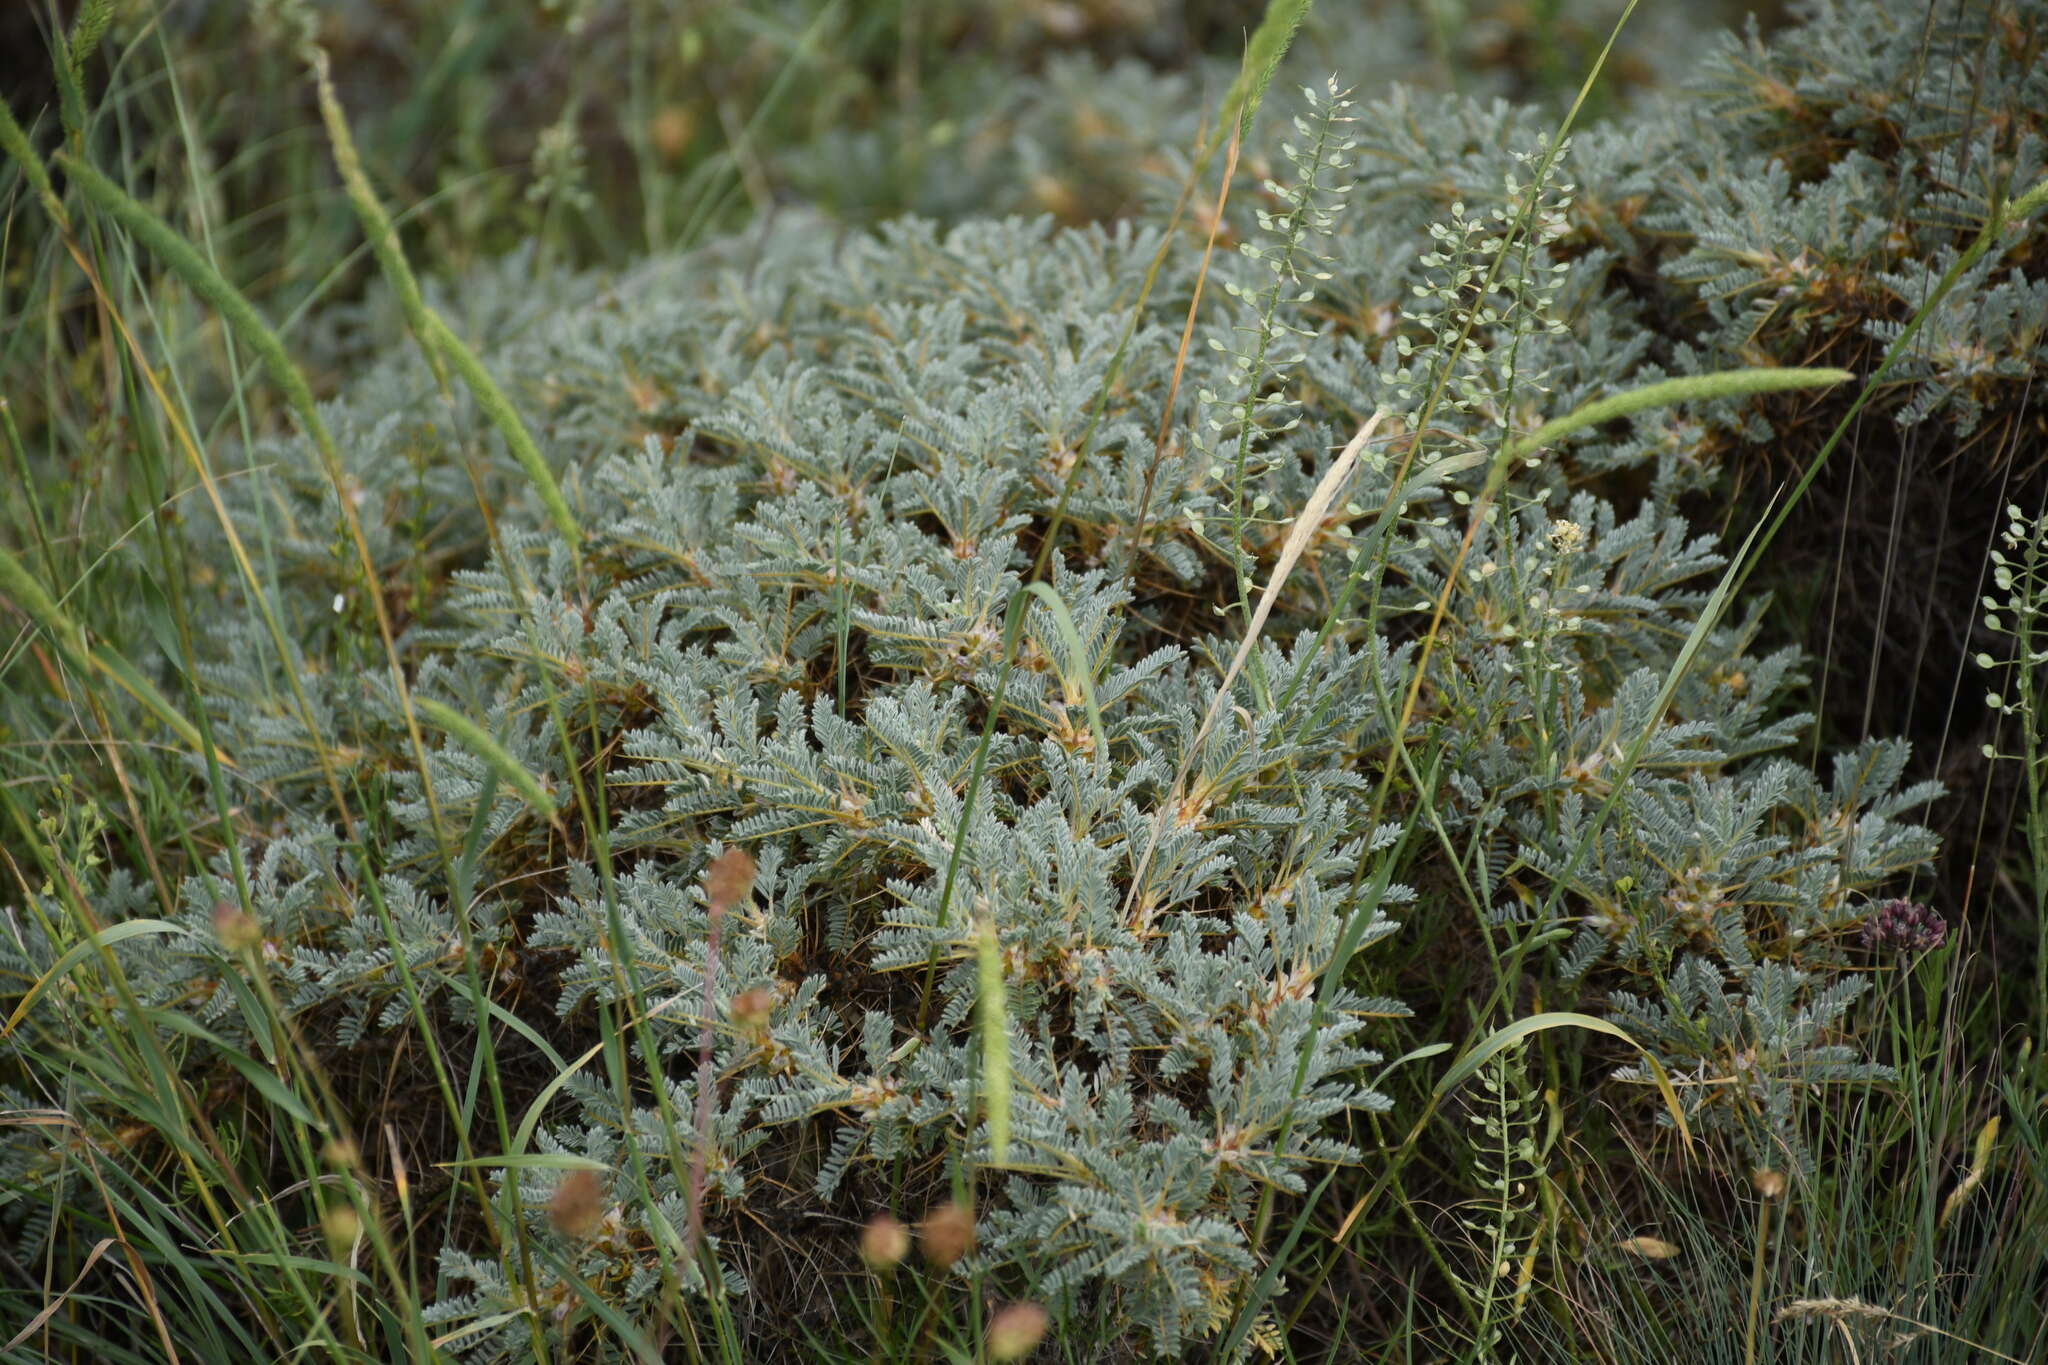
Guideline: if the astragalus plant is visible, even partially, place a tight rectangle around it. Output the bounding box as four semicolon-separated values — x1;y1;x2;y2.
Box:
7;5;2028;1359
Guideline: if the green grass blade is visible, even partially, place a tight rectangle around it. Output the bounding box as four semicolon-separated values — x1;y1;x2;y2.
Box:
1435;1011;1691;1149
512;1041;607;1155
3;544;224;761
86;643;219;760
0;541;88;660
1019;580;1107;767
413;696;559;820
421;310;583;552
440;1153;612;1172
3;920;181;1038
54;152;343;471
1498;367;1855;464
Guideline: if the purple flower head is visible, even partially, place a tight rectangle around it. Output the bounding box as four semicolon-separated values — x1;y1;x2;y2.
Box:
1860;899;1947;954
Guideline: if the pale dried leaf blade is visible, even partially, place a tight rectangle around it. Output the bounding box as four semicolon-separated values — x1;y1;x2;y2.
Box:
1123;409;1388;917
1199;407;1387;758
5;1238;118;1351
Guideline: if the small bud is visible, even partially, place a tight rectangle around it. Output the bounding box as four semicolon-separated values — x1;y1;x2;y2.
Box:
1616;1235;1680;1259
212;901;262;953
1753;1168;1786;1201
321;1203;362;1256
322;1137;360;1169
549;1169;607;1239
650;105;695;162
1029;173;1080;221
987;1301;1049;1360
859;1213;910;1269
919;1200;974;1269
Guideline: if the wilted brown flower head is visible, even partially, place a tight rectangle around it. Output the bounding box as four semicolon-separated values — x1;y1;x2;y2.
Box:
730;986;777;1031
212;900;262;953
919;1200;975;1268
704;846;758;914
549;1169;607;1238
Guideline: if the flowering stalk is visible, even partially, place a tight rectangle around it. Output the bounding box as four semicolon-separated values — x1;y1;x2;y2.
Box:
688;848;756;1250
